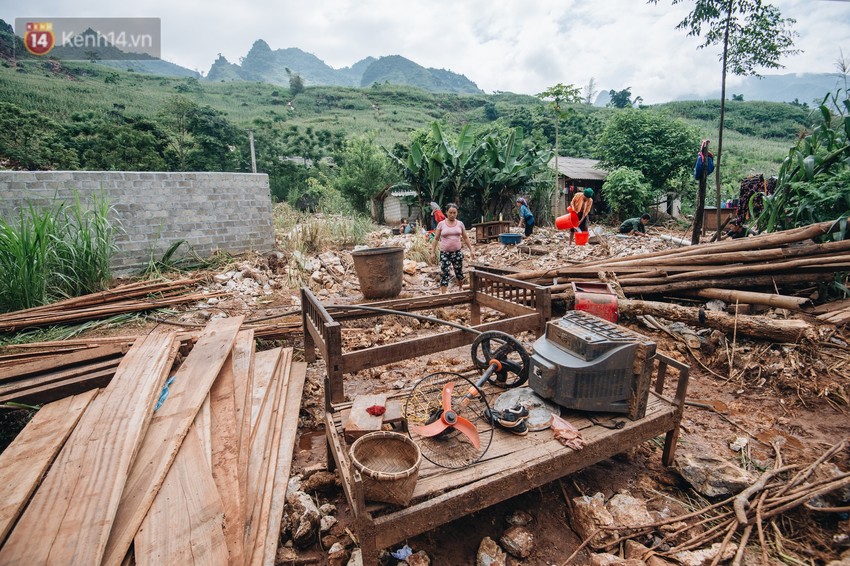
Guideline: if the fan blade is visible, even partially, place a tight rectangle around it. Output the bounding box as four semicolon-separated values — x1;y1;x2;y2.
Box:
442;381;456;412
410;419;451;438
453;416;481;449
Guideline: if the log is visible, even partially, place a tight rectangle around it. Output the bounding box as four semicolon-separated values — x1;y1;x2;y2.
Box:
618;298;824;343
621;272;835;296
687;289;813;311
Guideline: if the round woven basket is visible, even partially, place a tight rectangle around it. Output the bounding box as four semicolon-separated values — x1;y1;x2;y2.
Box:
349;431;421;506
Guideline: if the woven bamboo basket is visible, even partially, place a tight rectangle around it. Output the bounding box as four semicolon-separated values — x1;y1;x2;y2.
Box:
349;431;421;506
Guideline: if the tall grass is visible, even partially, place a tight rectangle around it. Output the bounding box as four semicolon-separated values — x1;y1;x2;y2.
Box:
0;204;57;312
0;192;118;313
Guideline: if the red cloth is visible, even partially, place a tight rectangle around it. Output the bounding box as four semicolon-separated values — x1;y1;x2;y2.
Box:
433;209;446;224
366;405;386;416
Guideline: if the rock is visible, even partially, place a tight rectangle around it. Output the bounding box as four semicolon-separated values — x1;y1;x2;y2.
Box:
499;526;533;559
673;542;738;565
327;542;350;566
319;503;337;516
571;493;618;549
477;536;508;566
505;510;534;527
347;548;364;566
287;490;321;549
301;470;339;493
608;492;654;532
403;259;418;275
320;514;337;533
404;550;431;565
676;453;756;497
729;436;748;452
589;553;646;565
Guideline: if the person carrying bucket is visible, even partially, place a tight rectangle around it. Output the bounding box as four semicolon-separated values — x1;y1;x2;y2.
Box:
568;188;594;246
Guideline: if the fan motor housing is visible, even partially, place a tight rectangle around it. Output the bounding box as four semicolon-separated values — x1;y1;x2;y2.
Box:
529;311;656;419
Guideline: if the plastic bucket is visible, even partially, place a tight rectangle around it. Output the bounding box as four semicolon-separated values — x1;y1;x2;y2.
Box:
351;247;404;299
575;231;589;246
555;207;580;231
555;214;574;231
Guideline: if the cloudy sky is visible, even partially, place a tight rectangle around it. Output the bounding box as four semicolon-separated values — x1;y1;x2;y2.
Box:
7;0;850;103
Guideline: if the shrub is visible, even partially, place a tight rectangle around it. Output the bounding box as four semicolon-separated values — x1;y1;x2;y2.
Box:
601;167;654;221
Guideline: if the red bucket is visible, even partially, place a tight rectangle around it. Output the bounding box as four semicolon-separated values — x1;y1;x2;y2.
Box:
555;207;579;230
575;231;589;246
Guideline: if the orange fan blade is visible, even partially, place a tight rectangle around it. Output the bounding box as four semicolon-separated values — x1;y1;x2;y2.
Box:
452;416;481;450
409;418;451;438
442;381;456;412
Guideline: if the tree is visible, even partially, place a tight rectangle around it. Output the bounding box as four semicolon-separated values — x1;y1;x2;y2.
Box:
595;109;700;212
602;167;654;220
649;0;798;234
159;95;196;169
334;135;397;213
0;102;77;170
583;77;599;105
607;88;642;108
289;73;305;96
536;83;582;198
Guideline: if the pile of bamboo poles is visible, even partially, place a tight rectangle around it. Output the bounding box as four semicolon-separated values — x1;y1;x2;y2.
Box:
0;278;224;333
511;221;846;309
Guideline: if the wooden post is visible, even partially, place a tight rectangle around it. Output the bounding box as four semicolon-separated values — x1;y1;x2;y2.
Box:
470;270;481;326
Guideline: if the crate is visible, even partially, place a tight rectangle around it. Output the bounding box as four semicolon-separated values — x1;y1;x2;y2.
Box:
472;221;512;243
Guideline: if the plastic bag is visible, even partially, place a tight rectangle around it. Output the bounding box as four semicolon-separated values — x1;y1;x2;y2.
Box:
551;414;586;450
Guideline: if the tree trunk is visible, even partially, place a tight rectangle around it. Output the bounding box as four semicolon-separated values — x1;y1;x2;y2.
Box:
687;288;813;311
715;3;732;235
618;298;823;343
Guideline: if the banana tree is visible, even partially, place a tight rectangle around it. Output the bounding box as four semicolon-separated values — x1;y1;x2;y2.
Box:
387;135;447;225
432;122;479;206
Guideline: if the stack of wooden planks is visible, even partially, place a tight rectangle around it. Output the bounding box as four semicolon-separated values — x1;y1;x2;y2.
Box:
0;316;307;566
0;278;224;332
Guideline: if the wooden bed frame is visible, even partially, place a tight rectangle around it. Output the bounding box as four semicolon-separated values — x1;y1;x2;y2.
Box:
300;270;689;562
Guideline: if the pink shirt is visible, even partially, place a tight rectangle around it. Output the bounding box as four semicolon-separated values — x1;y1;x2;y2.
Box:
437;220;465;252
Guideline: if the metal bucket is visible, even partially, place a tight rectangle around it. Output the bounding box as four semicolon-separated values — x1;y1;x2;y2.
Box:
351;247;404;299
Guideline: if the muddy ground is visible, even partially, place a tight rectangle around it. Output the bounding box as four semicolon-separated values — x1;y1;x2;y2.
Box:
211;225;844;565
29;224;849;564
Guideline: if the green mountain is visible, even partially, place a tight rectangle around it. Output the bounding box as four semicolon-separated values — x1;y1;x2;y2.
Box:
205;40;482;94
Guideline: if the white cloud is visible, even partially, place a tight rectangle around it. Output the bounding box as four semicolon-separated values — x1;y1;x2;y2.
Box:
6;0;849;103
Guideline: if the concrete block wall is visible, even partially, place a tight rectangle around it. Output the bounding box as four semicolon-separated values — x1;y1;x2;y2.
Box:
0;171;274;274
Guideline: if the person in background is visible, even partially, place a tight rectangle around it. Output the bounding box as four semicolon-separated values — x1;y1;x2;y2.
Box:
399;218;408;234
618;213;651;237
431;203;474;294
515;197;535;237
429;202;446;230
568;188;594;245
724;218;757;239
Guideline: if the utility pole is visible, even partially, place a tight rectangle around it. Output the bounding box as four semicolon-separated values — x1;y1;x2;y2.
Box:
248;130;257;174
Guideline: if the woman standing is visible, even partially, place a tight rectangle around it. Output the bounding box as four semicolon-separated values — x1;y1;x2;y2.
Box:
568;188;594;246
429;201;446;230
431;203;474;294
515;197;535;237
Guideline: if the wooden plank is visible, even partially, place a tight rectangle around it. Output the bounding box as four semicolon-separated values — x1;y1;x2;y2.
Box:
0;342;128;383
232;329;256;523
0;364;116;405
100;316;244;566
244;349;289;561
0;389;98;545
134;425;228;566
0;329;176;565
343;394;388;441
194;395;213;468
261;361;307;566
339;398;404;428
250;349;281;436
0;356;120;396
328;292;472;320
341;314;540;374
475;291;536;318
208;352;245;566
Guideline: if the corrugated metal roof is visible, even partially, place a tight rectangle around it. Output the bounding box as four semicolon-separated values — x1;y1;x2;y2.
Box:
548;157;608;182
389;189;418;197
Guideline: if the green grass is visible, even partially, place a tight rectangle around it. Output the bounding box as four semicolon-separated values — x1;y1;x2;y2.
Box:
0;192;118;313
